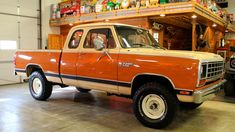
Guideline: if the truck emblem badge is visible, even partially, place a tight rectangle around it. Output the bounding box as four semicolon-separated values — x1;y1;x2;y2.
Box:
119;62;134;67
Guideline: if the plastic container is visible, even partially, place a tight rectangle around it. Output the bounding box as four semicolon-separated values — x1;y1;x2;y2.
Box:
95;4;103;12
160;0;168;4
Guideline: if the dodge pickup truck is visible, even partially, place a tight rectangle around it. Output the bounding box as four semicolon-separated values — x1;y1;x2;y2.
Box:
14;23;226;129
224;47;235;96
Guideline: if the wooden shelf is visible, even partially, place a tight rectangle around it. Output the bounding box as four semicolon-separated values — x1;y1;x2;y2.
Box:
50;2;225;27
48;1;235;52
50;2;193;26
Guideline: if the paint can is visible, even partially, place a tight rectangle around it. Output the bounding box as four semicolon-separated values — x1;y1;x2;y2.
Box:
51;4;58;19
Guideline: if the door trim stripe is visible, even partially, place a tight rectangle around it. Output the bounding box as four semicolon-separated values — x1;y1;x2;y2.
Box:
15;69;131;87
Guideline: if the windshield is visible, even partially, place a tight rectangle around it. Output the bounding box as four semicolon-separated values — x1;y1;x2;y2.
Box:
115;25;164;49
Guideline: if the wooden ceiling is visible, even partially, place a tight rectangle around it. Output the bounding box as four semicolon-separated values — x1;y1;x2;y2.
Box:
149;15;192;30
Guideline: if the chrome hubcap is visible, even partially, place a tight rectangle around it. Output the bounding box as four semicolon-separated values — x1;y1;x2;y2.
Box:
32;78;42;95
141;94;166;119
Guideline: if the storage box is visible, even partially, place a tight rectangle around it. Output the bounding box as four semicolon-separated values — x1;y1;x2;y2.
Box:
160;0;168;4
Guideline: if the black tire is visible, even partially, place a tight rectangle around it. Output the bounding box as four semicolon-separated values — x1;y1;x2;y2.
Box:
133;82;179;129
29;71;52;101
76;87;91;93
224;79;235;96
180;102;202;110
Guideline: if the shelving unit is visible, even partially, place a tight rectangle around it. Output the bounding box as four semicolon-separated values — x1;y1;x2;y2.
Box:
49;1;235;52
50;2;225;28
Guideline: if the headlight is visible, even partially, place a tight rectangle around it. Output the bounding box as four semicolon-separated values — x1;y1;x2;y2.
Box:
200;64;207;79
231;58;235;69
197;63;207;87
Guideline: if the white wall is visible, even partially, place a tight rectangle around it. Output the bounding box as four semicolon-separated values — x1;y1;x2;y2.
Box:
227;0;235;16
0;0;39;85
41;0;60;49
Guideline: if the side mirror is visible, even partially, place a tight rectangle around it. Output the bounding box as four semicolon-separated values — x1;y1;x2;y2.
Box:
94;37;104;51
231;46;235;52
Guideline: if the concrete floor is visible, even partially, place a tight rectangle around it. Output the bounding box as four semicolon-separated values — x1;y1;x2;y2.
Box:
0;83;235;132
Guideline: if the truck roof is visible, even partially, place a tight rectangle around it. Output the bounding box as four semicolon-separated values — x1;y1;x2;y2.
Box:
71;22;145;30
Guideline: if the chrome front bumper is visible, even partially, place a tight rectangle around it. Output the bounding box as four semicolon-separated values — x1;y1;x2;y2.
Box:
193;79;226;104
177;79;227;104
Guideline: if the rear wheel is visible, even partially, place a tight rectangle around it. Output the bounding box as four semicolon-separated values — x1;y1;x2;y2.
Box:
76;87;91;93
133;82;179;129
29;71;52;100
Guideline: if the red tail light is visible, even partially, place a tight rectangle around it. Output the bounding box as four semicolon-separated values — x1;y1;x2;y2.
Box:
13;54;16;66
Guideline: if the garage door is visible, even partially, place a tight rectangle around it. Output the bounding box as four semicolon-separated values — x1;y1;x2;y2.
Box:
0;0;40;85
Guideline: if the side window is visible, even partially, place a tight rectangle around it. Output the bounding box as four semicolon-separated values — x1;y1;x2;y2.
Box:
68;30;83;49
84;28;116;49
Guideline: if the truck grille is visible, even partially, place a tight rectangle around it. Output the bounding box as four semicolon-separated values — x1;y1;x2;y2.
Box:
206;61;224;81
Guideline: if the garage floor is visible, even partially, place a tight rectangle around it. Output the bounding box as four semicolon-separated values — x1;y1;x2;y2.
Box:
0;83;235;132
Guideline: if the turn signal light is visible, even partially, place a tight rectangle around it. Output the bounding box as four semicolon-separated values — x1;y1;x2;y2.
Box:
179;91;191;95
13;54;16;66
198;79;206;87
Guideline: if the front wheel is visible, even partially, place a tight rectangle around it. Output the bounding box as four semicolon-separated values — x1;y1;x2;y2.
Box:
29;71;52;100
133;82;179;129
224;79;235;96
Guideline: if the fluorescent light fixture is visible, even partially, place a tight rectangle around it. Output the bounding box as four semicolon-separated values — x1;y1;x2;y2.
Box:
191;15;197;19
160;14;165;17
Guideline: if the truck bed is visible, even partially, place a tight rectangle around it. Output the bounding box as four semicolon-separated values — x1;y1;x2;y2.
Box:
15;50;62;83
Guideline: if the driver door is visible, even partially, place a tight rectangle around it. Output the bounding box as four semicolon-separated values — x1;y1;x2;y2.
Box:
76;27;119;93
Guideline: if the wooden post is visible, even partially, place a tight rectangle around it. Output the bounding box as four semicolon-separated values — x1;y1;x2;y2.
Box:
192;19;197;51
158;30;164;47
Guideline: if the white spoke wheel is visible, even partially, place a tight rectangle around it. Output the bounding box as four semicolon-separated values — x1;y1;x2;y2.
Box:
133;82;179;129
32;78;43;96
141;94;167;120
29;71;52;101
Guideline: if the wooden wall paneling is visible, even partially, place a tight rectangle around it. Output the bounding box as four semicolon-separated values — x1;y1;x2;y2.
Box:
48;34;64;50
208;27;215;53
159;30;164;47
162;23;192;50
199;26;224;53
213;31;224;52
61;25;72;36
200;27;212;52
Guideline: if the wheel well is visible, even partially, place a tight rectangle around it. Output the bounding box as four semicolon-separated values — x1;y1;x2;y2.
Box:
26;65;43;77
131;75;175;97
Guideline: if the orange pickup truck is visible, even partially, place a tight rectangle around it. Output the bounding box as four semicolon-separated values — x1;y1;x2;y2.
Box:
14;23;226;128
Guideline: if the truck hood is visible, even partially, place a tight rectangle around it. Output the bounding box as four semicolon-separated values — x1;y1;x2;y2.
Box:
120;48;224;62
